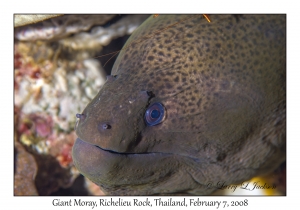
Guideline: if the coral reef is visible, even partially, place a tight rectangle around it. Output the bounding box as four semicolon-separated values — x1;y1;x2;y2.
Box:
14;14;62;27
15;15;116;41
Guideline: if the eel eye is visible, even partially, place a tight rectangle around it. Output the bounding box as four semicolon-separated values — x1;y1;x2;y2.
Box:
102;124;111;130
144;102;165;126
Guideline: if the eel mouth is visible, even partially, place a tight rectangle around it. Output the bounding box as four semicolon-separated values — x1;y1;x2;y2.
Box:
74;137;157;156
72;138;209;195
72;138;172;176
72;138;178;188
72;138;141;180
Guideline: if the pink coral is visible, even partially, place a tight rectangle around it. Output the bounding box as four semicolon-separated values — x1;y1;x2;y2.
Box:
18;113;53;138
49;132;76;168
56;143;73;168
31;114;53;138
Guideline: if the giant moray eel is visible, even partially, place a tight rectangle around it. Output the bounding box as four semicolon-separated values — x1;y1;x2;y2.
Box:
72;15;286;195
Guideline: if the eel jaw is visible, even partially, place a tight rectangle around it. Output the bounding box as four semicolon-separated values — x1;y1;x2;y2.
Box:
72;138;120;178
72;138;219;195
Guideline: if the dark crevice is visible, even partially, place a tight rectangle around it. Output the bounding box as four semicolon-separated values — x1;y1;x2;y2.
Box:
95;35;131;75
101;15;128;28
50;175;90;196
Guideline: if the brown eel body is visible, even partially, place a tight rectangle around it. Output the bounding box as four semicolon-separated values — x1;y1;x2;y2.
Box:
72;15;286;195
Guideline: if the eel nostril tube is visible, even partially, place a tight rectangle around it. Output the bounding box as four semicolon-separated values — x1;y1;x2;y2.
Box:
75;113;86;131
76;113;86;120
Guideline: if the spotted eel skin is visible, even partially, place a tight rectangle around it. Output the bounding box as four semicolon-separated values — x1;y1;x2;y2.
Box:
72;15;286;195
